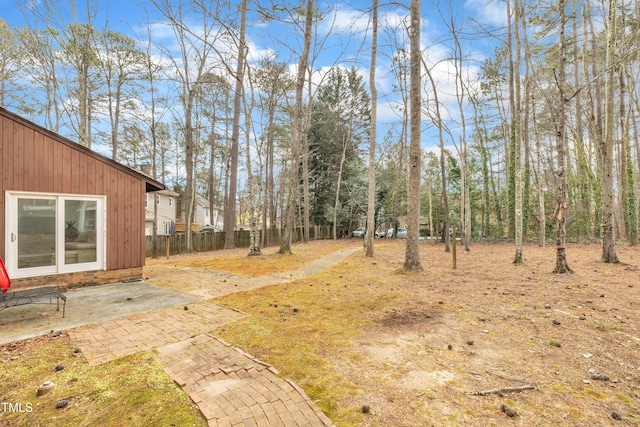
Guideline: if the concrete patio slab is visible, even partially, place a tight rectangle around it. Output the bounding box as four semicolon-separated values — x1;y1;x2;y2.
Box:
0;280;198;344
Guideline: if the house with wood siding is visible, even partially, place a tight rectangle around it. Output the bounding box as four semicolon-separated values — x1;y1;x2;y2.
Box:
0;107;164;289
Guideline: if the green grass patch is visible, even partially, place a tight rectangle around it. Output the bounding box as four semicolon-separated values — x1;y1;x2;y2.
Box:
0;334;205;427
213;261;399;425
582;388;608;400
595;322;623;330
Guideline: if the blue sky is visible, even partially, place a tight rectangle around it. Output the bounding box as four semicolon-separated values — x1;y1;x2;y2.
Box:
1;0;506;155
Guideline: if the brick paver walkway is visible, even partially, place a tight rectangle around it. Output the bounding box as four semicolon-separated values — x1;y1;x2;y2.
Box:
68;300;334;426
155;334;333;427
68;300;246;365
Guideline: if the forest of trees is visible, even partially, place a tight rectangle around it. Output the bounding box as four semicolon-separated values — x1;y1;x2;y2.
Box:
1;0;638;266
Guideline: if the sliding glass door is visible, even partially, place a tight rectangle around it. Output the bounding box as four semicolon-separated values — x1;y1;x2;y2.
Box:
6;192;105;278
16;197;57;274
64;199;99;265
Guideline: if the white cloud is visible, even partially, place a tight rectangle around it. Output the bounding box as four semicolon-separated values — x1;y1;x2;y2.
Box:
246;40;277;64
146;21;181;49
320;5;371;35
464;0;507;28
382;9;410;30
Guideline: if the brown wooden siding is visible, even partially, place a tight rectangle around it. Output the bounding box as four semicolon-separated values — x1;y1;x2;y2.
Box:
0;108;163;278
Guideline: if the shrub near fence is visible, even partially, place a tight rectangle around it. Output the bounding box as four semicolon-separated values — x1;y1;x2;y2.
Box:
145;226;333;257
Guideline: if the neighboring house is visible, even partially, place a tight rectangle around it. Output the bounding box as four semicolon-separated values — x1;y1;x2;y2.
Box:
0;107;164;289
192;194;223;230
145;190;179;235
210;202;223;230
193;194;210;227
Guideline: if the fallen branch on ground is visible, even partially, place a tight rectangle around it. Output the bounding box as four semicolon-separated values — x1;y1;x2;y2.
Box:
468;385;535;396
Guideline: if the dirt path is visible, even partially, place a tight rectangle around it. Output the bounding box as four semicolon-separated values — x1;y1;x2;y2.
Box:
144;245;363;300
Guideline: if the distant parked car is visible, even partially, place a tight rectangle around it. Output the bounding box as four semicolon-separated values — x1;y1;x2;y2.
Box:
386;228;407;239
375;230;386;238
199;225;220;233
351;228;365;238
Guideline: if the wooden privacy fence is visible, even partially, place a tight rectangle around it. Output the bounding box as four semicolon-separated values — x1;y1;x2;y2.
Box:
145;226;333;257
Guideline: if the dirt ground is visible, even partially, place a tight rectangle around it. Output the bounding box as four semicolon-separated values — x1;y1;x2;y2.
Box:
332;241;640;426
2;240;638;426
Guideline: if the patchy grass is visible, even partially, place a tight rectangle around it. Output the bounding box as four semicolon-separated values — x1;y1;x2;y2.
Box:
0;333;205;426
212;253;399;424
145;240;358;277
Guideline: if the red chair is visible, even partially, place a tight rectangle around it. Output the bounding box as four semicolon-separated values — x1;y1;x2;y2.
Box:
0;257;10;294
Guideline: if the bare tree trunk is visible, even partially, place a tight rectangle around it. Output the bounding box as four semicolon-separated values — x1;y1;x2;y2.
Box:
448;11;471;252
404;0;422;272
506;0;516;241
478;110;491;238
634;99;640;182
184;99;196;253
553;0;573;273
428;178;434;243
302;72;312;243
245;68;261;256
424;62;449;251
600;0;619;263
279;0;313;255
387;48;409;240
533;94;545;247
143;26;160;258
262;107;274;247
269;138;276;232
618;14;638;246
469;94;492;239
259;65;280;247
68;12;95;149
224;0;247;249
628;102;639;245
153;0;220;253
582;0;603;239
590;1;605;239
623;135;638;245
522;4;532;242
572;0;589;240
333;136;348;240
209;130;216;225
223;107;230;236
365;0;378;257
513;0;523;264
464;155;471;248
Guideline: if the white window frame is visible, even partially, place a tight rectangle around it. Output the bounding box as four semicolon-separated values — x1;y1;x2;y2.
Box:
5;191;107;278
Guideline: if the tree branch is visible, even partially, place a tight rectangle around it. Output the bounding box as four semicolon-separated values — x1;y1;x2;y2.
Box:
468;385;536;396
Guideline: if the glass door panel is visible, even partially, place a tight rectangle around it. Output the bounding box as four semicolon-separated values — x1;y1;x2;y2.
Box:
17;198;56;270
64;200;98;265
